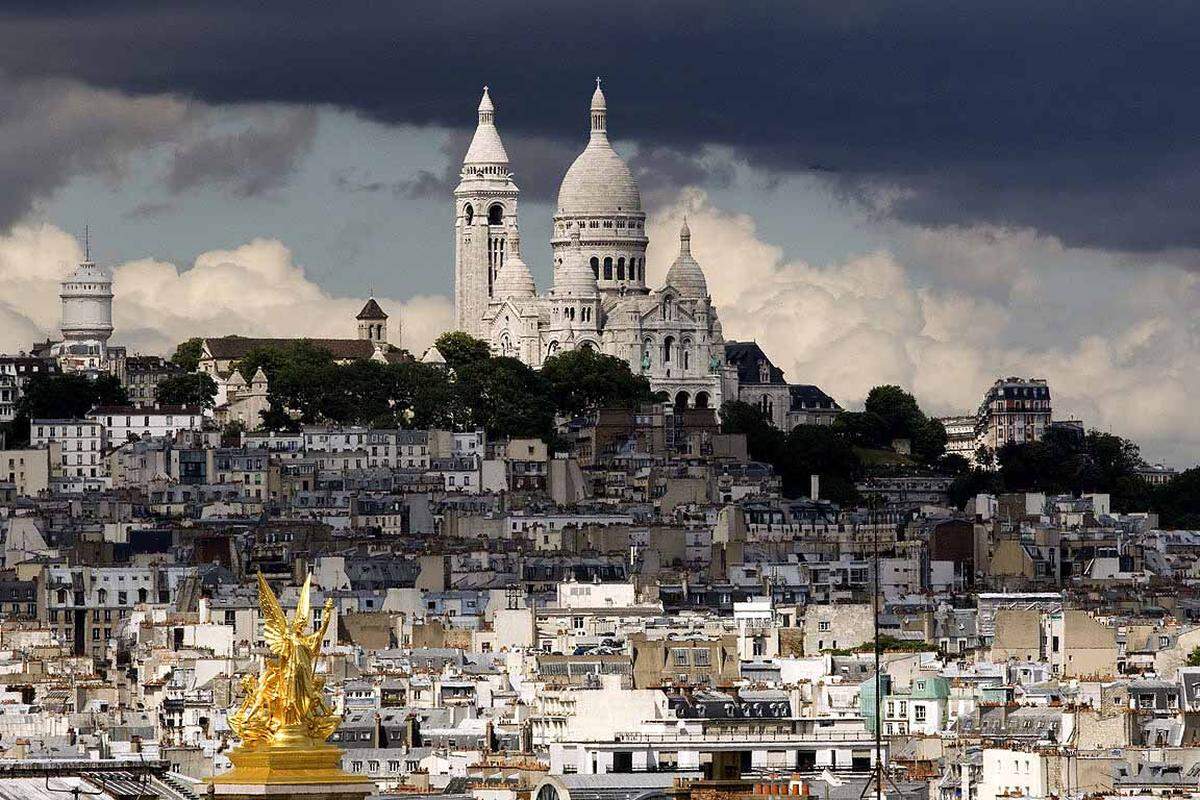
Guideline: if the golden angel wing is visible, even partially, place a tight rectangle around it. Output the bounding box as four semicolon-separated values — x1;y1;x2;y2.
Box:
257;572;289;656
293;573;313;631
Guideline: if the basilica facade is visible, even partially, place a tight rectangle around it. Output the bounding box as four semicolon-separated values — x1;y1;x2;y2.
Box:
453;82;730;410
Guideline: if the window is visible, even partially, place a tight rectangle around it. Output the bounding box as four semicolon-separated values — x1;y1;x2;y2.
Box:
914;705;927;722
671;648;689;667
818;620;830;632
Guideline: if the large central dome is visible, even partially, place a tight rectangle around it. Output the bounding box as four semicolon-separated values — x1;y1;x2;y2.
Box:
556;82;642;216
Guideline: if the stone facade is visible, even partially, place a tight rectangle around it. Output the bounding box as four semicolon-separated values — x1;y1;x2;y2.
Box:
454;83;729;410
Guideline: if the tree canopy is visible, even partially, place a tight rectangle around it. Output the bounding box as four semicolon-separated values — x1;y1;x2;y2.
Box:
171;338;203;372
833;384;946;463
1;373;129;447
720;400;861;504
434;331;491;370
205;332;611;441
540;348;654;417
19;373;128;419
156;373;218;409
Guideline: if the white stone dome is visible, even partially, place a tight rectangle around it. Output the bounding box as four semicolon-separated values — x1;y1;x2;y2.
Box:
553;229;598;297
556;82;642;215
494;229;536;299
663;218;708;298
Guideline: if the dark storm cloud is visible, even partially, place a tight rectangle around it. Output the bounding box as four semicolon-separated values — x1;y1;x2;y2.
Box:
3;0;1199;251
167;108;317;197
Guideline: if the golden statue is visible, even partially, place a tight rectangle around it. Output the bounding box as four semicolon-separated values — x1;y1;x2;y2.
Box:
229;573;340;748
212;573;369;794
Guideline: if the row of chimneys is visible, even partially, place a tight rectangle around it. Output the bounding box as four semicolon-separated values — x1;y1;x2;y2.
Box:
751;782;810;796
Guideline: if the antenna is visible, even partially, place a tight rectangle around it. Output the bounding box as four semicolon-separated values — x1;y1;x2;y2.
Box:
84;225;90;261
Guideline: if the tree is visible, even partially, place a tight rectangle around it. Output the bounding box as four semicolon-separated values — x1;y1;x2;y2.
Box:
434;331;491;370
1153;467;1200;530
237;341;337;427
541;348;653;417
453;356;554;439
779;424;862;503
995;427;1147;506
171;338;204;372
936;453;972;476
975;445;995;469
1189;646;1200;668
864;385;925;444
720;401;785;465
156;373;218;408
18;373;128;419
831;410;887;447
948;469;1001;510
222;420;247;445
3;373;130;448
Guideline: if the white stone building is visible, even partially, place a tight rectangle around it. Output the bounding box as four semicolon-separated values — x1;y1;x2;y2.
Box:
454;82;730;410
88;404;204;444
30;418;106;479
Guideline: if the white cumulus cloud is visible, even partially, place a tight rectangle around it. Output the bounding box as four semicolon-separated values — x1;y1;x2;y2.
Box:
647;189;1200;466
0;223;453;359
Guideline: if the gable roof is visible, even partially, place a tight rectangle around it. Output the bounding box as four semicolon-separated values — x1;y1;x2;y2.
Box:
202;335;390;362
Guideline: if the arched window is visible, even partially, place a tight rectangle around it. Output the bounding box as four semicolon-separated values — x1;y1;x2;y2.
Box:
682;339;692;371
663;297;673;320
674;391;690;410
488;204;504;225
643;337;654;367
590;257;600;278
663;335;675;364
695;391;710;409
603;257;613;281
464;204;474;225
617;257;625;280
547;341;560;356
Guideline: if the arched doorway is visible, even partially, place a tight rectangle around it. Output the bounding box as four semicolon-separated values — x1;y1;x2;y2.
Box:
674;391;690;411
695;391;710;409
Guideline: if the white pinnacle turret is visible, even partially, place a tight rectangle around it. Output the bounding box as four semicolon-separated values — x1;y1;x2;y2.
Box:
463;86;509;166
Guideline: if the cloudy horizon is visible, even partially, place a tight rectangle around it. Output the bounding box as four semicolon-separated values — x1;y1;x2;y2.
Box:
1;2;1198;465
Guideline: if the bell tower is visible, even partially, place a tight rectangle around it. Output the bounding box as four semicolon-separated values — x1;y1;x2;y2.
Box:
454;86;520;338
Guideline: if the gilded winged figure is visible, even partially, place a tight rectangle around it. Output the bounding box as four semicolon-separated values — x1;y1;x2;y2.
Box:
228;573;340;747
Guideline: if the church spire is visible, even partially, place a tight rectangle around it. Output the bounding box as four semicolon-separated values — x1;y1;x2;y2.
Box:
590;77;607;139
478;85;495;125
679;216;691;254
463;85;509;166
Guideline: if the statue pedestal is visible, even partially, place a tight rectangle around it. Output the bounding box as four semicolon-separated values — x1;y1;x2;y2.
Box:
209;744;373;800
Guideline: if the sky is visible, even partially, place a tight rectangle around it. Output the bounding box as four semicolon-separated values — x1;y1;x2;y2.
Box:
0;1;1198;465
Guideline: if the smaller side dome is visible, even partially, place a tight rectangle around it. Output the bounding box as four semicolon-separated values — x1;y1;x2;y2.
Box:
663;217;708;298
494;228;537;299
553;229;599;298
